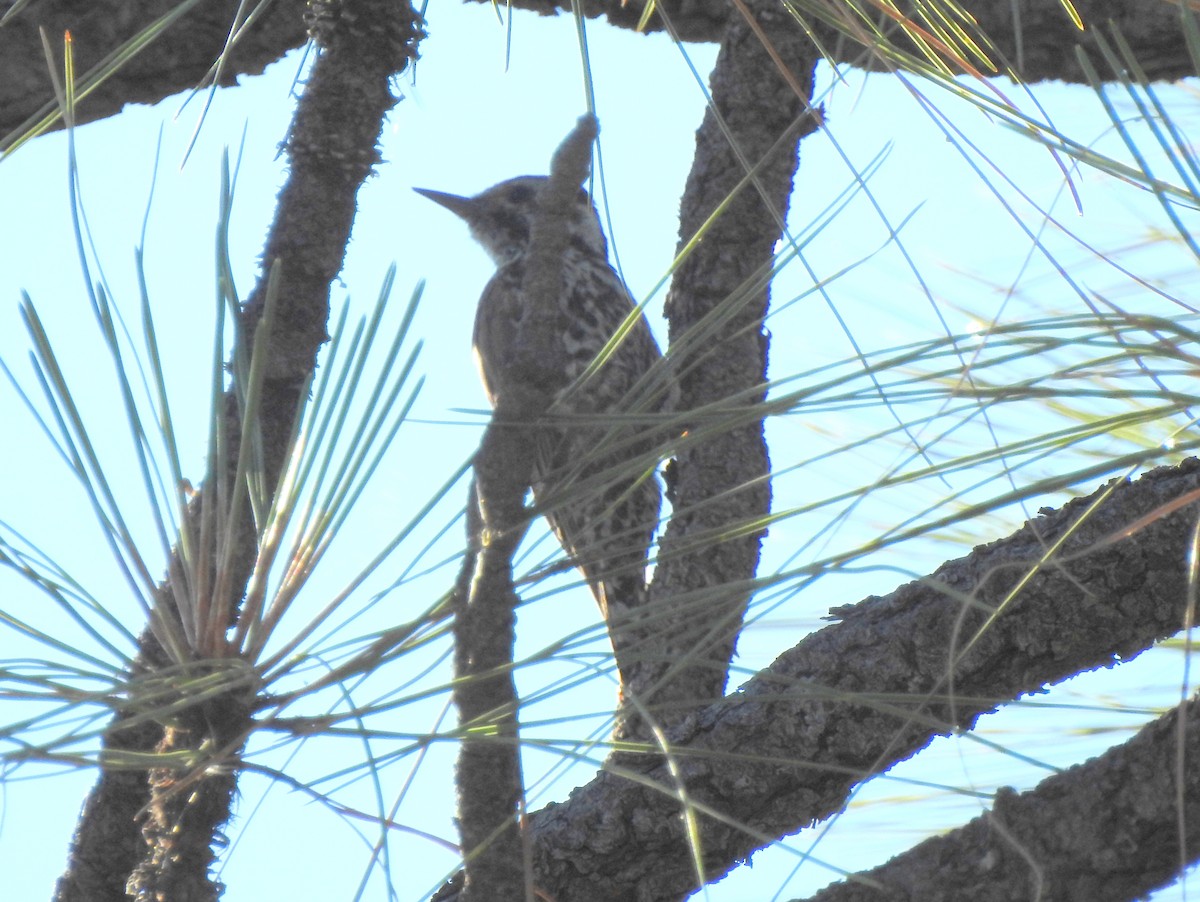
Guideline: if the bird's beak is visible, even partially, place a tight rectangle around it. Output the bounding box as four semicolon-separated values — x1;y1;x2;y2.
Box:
413;187;475;220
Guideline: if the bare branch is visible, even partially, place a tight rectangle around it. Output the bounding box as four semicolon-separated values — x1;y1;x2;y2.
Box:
3;0;1191;148
455;0;1196;82
1;0;309;149
526;459;1200;900
640;0;819;733
806;691;1200;901
451;455;530;902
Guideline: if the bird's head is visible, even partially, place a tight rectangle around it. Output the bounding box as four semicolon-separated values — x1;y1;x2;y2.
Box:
414;175;609;266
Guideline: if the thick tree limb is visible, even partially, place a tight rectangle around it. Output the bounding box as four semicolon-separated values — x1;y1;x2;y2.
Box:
452;438;531;902
53;4;422;900
805;690;1200;901
637;0;817;733
0;0;309;149
461;0;1196;82
523;458;1200;901
2;0;1192;148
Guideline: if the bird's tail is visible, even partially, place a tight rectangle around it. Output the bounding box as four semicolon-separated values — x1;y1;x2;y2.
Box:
538;460;661;699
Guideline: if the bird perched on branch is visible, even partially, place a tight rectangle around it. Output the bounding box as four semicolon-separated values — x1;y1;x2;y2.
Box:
416;175;667;705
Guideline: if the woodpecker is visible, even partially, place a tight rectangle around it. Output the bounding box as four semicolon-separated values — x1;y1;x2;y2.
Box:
416;176;666;703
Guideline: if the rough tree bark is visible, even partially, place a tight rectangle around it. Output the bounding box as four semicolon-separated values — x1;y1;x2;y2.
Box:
1;0;1193;144
52;2;423;899
525;460;1200;901
807;692;1200;900
632;0;816;733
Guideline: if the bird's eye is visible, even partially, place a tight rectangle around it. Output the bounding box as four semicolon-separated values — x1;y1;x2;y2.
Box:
575;187;590;204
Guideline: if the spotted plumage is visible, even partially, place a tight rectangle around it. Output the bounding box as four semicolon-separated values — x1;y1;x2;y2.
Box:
416;176;665;701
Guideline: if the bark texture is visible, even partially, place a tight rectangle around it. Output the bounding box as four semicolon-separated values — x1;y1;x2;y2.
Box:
460;0;1197;83
632;0;817;735
53;3;423;899
2;0;1192;150
451;446;529;902
522;459;1200;901
806;692;1200;901
1;0;309;149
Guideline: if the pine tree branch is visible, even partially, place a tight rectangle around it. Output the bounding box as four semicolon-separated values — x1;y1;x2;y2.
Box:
805;690;1200;902
2;0;1191;147
53;4;423;900
525;458;1200;901
1;0;309;149
642;0;818;734
452;434;530;902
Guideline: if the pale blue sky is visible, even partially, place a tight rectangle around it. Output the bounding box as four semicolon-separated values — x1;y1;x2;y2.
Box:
2;2;1199;899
